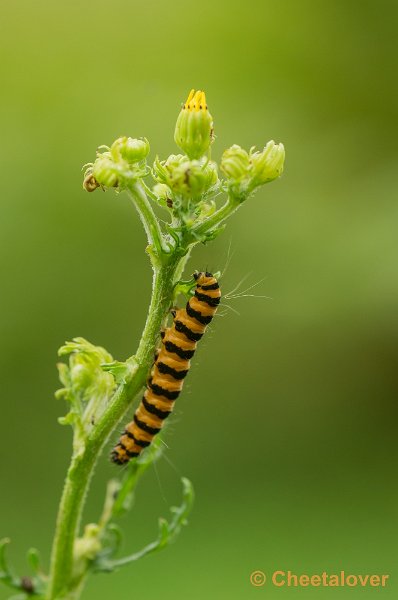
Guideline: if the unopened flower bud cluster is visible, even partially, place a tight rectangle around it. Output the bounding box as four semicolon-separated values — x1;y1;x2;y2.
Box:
221;141;285;199
83;137;150;192
83;88;285;231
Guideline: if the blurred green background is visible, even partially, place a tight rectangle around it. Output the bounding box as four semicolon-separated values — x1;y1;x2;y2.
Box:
1;0;397;598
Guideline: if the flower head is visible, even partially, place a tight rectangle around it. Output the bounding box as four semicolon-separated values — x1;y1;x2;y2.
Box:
153;154;218;202
111;137;150;164
220;145;250;181
83;137;150;193
92;156;119;188
221;140;285;199
250;140;285;187
174;89;214;159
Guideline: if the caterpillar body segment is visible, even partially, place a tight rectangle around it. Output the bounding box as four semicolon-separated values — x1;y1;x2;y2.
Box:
111;272;221;465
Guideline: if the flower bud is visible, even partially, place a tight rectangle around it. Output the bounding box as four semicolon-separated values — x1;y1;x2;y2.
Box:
71;361;93;391
111;136;150;164
152;183;171;201
74;524;101;562
152;183;174;209
250;140;285;186
220;145;250;180
153;154;218;201
152;154;182;185
174;89;214;159
92;156;119;188
221;140;285;198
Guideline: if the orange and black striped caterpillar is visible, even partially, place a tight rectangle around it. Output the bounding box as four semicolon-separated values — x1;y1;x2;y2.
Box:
111;271;221;465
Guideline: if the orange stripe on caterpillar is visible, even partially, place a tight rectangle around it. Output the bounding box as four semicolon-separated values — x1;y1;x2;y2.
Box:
111;271;221;465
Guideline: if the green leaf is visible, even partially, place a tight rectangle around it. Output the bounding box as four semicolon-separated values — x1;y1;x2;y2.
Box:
54;388;69;402
94;477;194;572
173;277;197;302
99;524;123;561
0;540;46;597
101;359;136;385
111;438;164;518
26;549;41;574
157;518;170;549
165;223;181;246
58;337;112;362
56;363;70;388
58;411;80;427
0;539;10;572
0;539;21;592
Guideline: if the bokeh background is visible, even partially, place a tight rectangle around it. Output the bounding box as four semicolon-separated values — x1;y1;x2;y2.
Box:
1;0;397;598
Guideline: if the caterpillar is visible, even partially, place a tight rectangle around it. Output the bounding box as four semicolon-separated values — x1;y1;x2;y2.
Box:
111;271;221;465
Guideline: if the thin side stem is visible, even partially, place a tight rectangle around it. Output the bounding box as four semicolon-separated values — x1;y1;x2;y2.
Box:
190;194;241;238
46;252;188;600
126;181;170;256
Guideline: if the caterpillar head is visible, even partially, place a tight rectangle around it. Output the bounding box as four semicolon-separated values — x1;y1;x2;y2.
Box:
193;271;216;286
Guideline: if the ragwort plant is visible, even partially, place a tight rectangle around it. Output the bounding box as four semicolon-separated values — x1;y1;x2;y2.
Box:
0;89;285;600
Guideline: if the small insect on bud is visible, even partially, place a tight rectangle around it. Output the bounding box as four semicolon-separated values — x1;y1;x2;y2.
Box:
174;89;214;160
250;140;285;187
152;183;170;199
111;137;150;164
152;183;173;208
220;145;250;181
83;173;100;192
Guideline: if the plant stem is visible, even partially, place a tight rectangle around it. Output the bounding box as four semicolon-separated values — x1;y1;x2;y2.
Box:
190;194;241;238
126;181;170;256
46;251;188;600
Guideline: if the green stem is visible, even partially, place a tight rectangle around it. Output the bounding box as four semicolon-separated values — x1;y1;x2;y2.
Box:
126;181;170;256
190;194;241;239
46;251;188;600
46;177;237;599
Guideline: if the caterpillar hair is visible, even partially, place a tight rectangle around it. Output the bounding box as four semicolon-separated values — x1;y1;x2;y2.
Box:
111;271;221;465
